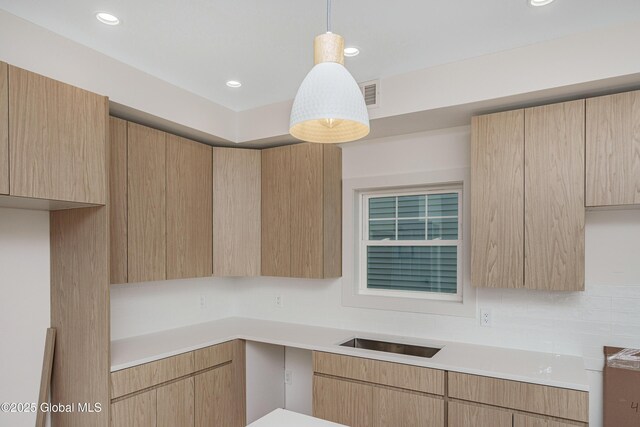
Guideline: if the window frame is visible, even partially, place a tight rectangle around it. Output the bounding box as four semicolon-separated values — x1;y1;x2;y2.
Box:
341;168;476;318
359;186;463;302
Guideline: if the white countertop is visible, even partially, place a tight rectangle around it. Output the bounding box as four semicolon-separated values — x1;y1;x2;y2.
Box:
247;409;345;427
111;317;589;391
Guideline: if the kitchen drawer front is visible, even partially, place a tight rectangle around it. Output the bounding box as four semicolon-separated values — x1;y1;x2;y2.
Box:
373;386;444;427
111;352;195;399
193;340;236;372
313;351;444;395
448;372;588;422
514;413;586;427
448;401;512;427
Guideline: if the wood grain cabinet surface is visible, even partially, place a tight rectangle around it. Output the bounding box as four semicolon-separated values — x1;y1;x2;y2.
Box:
448;401;513;427
212;147;261;277
166;134;213;280
471;101;585;292
110;340;245;427
513;413;582;427
127;122;167;283
262;143;342;279
110;389;156;427
524;100;585;292
313;375;373;427
471;110;525;289
586;90;640;207
0;62;8;195
372;387;443;427
109;117;128;284
157;377;194;427
8;65;107;204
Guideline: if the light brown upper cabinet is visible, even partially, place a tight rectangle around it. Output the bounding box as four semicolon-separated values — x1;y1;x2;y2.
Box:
262;143;342;279
471;100;585;291
212;147;261;277
471;110;524;289
261;146;292;277
109;117;128;285
0;62;8;195
524;100;585;291
167;134;212;280
127;122;167;283
586;90;640;207
9;65;107;204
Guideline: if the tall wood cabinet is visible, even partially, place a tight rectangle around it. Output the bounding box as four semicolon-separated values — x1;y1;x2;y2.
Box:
9;65;107;204
471;100;585;291
262;143;342;279
586;90;640;207
109;119;213;284
212;147;261;276
0;62;8;195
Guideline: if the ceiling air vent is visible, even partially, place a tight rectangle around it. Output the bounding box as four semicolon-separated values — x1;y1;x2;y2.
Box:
359;79;379;109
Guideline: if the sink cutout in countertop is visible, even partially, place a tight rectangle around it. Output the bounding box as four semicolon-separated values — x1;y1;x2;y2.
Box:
339;337;441;358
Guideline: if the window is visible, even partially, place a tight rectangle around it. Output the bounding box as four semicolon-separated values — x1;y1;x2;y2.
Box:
359;187;462;302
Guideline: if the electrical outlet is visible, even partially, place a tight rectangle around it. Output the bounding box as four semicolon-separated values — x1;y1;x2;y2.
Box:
284;369;293;386
275;295;283;308
480;308;492;327
199;295;206;310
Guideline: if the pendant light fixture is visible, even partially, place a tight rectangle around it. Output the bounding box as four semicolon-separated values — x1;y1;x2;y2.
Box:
289;0;370;143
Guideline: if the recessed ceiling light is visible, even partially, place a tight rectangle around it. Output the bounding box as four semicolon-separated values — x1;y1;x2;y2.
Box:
96;12;120;25
344;47;360;57
226;80;242;88
529;0;555;6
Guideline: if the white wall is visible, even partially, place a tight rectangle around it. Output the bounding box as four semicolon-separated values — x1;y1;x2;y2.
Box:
0;208;50;427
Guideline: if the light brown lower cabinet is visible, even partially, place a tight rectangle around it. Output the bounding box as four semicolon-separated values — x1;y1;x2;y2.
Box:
448;401;512;427
110;340;244;427
313;376;373;427
196;364;242;427
513;414;580;427
373;387;443;427
111;389;156;427
157;377;194;427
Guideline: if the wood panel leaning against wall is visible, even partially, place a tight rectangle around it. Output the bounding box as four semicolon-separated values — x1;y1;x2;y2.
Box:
0;61;8;195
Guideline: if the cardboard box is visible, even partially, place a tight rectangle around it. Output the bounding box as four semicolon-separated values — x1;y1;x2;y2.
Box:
604;346;640;427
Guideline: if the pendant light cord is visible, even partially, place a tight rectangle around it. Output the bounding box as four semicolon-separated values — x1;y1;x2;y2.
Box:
326;0;332;33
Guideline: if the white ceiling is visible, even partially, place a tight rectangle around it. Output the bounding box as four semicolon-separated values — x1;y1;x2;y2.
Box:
2;0;640;111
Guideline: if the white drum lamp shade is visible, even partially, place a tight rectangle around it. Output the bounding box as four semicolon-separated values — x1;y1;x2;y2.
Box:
289;31;370;143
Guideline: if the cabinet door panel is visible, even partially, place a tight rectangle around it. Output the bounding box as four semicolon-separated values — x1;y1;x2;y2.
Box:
0;62;7;195
109;117;128;284
9;66;106;204
514;413;582;427
195;364;241;427
471;110;524;288
261;146;291;276
313;375;372;427
291;143;324;278
157;377;194;427
322;145;342;278
212;147;261;276
448;401;512;427
373;387;444;427
127;123;166;283
110;389;156;427
525;101;585;291
586;90;640;206
166;134;212;279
